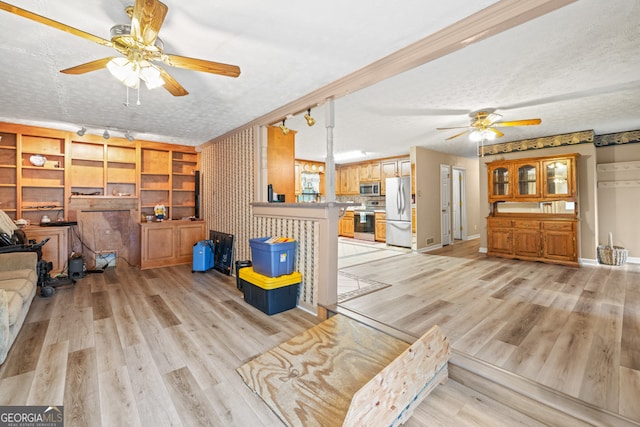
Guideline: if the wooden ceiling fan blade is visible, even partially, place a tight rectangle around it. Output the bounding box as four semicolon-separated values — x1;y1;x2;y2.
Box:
131;0;168;46
445;130;469;140
488;128;504;138
161;54;241;78
493;118;542;127
60;57;115;74
158;66;189;96
0;1;112;47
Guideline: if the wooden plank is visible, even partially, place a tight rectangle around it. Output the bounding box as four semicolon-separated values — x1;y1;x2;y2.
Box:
237;314;411;426
343;325;449;427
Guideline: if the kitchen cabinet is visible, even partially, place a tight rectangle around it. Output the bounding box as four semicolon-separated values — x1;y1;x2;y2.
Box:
267;126;295;203
337;165;359;195
358;162;380;182
399;159;411;177
140;220;205;269
381;160;398;195
374;211;386;242
339;211;354;238
24;225;70;274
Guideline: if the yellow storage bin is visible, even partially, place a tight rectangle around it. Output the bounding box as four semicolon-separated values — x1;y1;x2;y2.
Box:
238;267;301;314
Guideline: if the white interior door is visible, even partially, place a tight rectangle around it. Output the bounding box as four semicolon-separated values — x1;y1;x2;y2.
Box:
440;164;451;246
452;167;467;240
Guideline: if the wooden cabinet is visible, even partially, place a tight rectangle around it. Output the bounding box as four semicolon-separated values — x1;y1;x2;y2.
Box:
337;165;358;195
140;220;205;269
24;225;70;274
541;157;576;199
487;217;577;266
488;154;577;202
171;151;198;220
542;221;577;263
486;154;578;267
339;211;354;237
486;217;513;256
374;211;386;242
381;160;398;195
267;126;295;203
358;162;380;182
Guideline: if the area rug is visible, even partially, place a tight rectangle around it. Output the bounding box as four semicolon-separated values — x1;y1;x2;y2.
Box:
337;271;391;303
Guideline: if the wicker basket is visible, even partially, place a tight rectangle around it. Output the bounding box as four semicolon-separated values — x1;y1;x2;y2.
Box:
597;245;628;266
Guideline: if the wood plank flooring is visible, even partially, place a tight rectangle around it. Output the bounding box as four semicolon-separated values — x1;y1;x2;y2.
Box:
1;257;555;426
340;239;640;424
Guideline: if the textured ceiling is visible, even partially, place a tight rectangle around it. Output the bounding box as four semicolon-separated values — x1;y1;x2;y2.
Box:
0;0;639;161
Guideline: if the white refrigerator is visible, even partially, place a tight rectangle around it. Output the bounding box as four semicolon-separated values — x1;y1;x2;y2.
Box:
385;176;412;248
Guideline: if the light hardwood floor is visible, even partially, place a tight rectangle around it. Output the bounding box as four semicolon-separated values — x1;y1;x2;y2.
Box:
2;255;564;427
340;239;640;424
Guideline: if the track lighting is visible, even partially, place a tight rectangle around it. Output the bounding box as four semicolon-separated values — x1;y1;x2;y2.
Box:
77;126;86;136
279;120;290;135
103;129;110;140
124;131;134;142
304;109;316;127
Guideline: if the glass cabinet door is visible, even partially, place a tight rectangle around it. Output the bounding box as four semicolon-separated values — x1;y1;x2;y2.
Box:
490;166;511;199
515;163;538;197
543;159;570;197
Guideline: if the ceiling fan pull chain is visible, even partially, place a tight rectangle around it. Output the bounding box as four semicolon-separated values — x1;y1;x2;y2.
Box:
124;86;130;107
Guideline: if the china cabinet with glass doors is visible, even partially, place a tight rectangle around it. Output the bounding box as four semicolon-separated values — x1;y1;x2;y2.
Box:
486;153;579;267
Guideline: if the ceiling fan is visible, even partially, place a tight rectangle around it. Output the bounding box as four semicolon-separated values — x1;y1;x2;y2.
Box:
0;0;240;96
437;110;541;141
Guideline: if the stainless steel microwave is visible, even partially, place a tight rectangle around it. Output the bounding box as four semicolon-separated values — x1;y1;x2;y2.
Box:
359;181;380;196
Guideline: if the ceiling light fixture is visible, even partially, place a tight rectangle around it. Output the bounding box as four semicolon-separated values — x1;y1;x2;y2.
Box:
304;109;316;127
279;120;290;135
469;129;496;142
106;57;165;90
77;126;86;136
124;131;134;142
103;129;110;140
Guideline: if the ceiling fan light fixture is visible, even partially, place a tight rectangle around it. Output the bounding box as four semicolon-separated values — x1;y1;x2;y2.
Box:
304;109;316;127
469;129;496;142
139;62;165;90
107;57;140;88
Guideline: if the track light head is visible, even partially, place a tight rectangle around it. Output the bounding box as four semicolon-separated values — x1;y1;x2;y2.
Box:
124;131;134;142
304;109;315;127
103;129;110;140
279;120;290;135
77;126;86;136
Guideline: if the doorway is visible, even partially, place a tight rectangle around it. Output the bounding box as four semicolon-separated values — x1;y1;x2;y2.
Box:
452;167;467;240
440;164;451;246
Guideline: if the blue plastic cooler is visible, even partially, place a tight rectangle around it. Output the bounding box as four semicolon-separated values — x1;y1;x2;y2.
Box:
192;240;214;272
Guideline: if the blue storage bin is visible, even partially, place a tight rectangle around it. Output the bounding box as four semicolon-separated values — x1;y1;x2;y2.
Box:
249;237;297;277
192;240;214;272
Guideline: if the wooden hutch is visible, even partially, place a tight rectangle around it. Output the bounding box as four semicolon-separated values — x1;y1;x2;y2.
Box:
486;153;579;267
